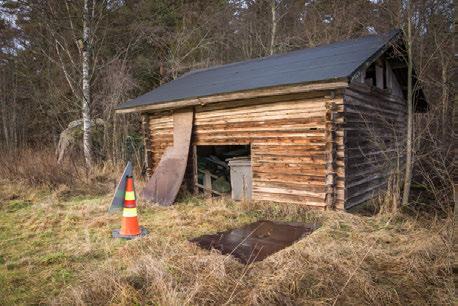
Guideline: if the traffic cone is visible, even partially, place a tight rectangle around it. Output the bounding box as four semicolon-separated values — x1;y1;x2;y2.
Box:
112;175;148;239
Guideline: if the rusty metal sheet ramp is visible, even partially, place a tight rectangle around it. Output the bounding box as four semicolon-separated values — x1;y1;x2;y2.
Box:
141;110;194;205
190;220;319;264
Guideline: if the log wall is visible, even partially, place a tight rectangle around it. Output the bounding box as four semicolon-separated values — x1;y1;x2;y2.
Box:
144;83;405;210
146;92;343;209
342;83;407;209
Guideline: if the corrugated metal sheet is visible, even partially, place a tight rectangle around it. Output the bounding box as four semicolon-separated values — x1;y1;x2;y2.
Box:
117;31;401;111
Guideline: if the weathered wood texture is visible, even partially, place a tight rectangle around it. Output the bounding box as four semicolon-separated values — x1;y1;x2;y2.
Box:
148;92;343;209
342;83;407;209
146;83;405;210
141;114;153;177
117;81;348;114
141;110;194;205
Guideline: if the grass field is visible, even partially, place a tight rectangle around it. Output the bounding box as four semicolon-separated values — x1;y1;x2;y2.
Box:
0;180;453;305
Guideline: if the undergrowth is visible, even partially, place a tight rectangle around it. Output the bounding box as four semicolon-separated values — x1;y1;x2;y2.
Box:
0;148;118;199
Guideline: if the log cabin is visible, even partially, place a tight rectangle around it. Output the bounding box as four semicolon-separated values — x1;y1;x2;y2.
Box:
115;29;427;210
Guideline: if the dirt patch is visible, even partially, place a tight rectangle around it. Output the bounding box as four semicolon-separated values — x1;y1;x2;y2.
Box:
190;220;318;264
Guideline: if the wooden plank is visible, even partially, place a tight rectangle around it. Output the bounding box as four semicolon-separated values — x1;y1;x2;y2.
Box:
253;179;326;192
252;192;327;207
141;109;194;205
194;98;329;118
253;186;326;199
116;80;348;113
195;90;344;112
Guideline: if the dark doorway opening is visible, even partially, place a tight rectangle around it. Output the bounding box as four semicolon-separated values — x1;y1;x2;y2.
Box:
194;144;250;197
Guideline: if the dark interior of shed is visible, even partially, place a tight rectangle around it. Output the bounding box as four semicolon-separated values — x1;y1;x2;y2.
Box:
195;145;250;195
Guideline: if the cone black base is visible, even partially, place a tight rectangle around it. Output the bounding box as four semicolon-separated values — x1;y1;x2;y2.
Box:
112;226;148;240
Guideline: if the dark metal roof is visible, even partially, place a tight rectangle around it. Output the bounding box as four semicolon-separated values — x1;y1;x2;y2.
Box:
117;30;403;111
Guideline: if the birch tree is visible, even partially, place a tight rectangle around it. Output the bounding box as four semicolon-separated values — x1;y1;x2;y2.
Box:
82;0;93;168
269;0;277;55
38;0;102;167
401;1;413;207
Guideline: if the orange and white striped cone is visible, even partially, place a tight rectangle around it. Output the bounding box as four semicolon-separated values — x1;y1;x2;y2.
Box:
112;176;148;239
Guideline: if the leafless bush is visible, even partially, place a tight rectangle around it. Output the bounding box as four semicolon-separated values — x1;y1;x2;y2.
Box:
0;148;79;187
0;148;114;196
412;112;455;215
355;102;454;216
94;59;140;165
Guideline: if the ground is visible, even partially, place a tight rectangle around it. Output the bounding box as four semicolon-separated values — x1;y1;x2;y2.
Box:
0;181;453;305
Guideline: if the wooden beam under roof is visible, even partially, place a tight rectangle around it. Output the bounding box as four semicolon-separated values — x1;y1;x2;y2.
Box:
115;80;349;114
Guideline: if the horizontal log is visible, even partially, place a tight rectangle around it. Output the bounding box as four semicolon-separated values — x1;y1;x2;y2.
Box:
346;84;405;105
345;183;388;209
117;80;348;113
345;181;387;201
253;179;326;192
252;156;327;164
194;137;326;145
253;143;326;152
195;98;328;119
194;117;326;130
196;91;344;113
253;186;326;199
253;164;326;176
193;130;326;138
344;103;405;119
195;110;328;124
345;91;406;112
252;191;327;207
252;172;325;182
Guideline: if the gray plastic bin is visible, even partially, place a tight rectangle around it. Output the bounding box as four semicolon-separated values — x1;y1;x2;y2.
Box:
227;156;252;201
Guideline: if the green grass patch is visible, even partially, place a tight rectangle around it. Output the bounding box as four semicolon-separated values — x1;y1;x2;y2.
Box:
4;199;33;212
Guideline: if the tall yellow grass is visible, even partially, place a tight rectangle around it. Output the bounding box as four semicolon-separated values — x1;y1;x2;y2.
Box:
53;198;453;306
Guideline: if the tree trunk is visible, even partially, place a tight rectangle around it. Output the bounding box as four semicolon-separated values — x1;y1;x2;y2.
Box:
401;7;413;207
440;55;449;144
269;0;277;55
11;63;18;148
1;68;9;148
1;101;9;148
82;0;93;168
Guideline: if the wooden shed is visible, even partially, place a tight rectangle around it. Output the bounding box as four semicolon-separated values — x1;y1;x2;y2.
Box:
116;30;427;210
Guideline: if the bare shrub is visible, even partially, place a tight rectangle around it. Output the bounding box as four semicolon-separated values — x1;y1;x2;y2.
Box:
412;113;456;215
0;148;78;187
0;148;114;196
94;59;140;164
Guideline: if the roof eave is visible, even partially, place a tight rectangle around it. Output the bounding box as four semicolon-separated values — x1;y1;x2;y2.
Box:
115;79;349;114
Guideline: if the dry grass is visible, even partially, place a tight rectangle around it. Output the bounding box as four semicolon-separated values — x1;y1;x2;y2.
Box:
0;148;118;198
0;182;452;305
